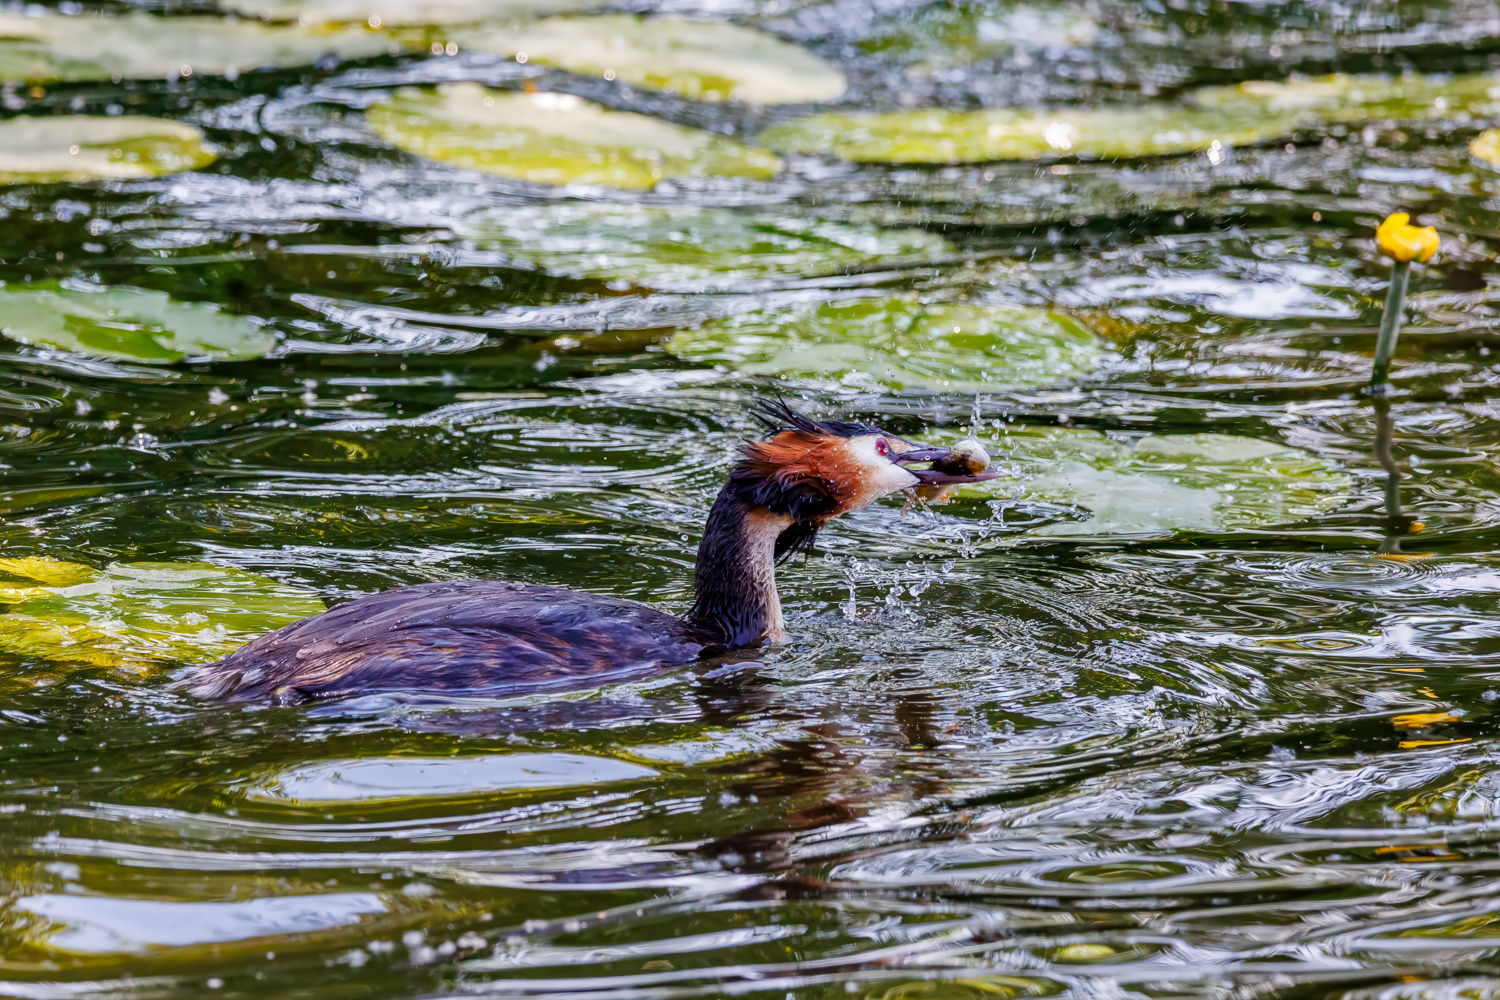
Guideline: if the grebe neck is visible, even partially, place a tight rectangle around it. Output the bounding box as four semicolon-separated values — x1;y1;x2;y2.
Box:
686;487;789;647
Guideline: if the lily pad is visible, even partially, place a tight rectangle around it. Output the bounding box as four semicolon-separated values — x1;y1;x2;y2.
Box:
668;296;1103;391
0;559;326;669
859;1;1099;71
0;283;274;362
367;83;782;189
455;16;847;105
0;11;403;83
761;71;1500;163
0;116;215;184
944;426;1349;536
454;204;951;288
220;0;606;25
759;103;1300;163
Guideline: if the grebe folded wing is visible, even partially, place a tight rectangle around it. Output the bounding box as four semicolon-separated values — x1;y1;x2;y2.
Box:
184;580;708;703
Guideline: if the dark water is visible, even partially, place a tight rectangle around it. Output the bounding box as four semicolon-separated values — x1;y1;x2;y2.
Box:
7;2;1500;998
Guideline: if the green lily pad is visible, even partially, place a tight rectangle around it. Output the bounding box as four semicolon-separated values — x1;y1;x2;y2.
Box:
454;204;951;288
455;15;847;105
761;71;1500;163
0;283;274;362
0;11;404;83
0;116;215;184
367;83;782;189
669;297;1103;391
945;426;1350;536
759;103;1300;163
0;559;325;669
859;1;1099;71
220;0;606;26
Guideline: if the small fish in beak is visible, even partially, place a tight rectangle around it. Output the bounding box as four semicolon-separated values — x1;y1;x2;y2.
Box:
913;438;993;505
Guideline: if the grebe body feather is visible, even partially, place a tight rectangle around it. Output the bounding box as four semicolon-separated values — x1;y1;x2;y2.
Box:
183;403;998;703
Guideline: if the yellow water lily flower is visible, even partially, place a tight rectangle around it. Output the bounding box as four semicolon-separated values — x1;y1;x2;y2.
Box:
1377;212;1440;264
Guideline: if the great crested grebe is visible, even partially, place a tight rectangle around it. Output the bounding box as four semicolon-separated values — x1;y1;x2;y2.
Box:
184;402;999;703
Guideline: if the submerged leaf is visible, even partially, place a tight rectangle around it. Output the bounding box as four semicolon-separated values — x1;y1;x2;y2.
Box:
0;11;403;83
456;16;846;105
454;203;950;288
946;426;1349;536
367;84;782;189
0;116;215;183
221;0;604;25
761;71;1500;163
669;296;1103;391
0;562;325;668
0;283;274;362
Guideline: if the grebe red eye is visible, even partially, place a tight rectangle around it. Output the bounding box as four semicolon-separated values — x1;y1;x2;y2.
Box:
875;439;890;456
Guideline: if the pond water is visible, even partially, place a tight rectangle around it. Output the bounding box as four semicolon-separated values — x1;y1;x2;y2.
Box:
4;1;1500;998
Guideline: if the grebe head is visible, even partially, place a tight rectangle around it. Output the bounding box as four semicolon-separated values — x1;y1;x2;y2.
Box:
729;400;1000;550
689;401;1000;646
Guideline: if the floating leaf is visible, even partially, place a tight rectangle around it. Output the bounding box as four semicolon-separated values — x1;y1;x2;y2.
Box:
761;71;1500;163
454;203;950;289
0;283;274;362
945;426;1349;536
0;116;215;184
759;103;1299;163
0;561;326;668
367;84;782;189
859;1;1099;71
0;557;98;588
221;0;605;25
456;16;847;105
0;11;403;83
1195;72;1500;124
669;296;1102;391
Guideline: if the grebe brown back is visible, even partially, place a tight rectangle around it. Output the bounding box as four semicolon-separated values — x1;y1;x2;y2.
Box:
183;402;998;703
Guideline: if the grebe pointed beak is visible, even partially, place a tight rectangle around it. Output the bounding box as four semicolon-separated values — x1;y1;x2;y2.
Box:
893;446;1002;485
891;447;950;464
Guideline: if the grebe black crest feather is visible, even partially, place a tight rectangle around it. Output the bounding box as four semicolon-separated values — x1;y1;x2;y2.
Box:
183;402;999;703
750;398;879;441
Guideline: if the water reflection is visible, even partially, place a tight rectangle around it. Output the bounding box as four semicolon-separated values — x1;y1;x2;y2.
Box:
1372;395;1425;556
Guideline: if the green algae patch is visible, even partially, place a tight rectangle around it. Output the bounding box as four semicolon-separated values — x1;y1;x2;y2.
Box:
944;426;1350;535
455;204;949;288
669;296;1102;391
0;559;325;669
761;71;1500;163
0;11;404;83
456;16;846;105
0;117;215;184
367;84;782;189
0;284;273;362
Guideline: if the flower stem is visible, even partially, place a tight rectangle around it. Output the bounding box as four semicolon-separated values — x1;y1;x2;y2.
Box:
1369;260;1411;392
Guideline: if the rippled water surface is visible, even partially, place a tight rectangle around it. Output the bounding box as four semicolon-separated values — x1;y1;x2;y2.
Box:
9;1;1500;998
